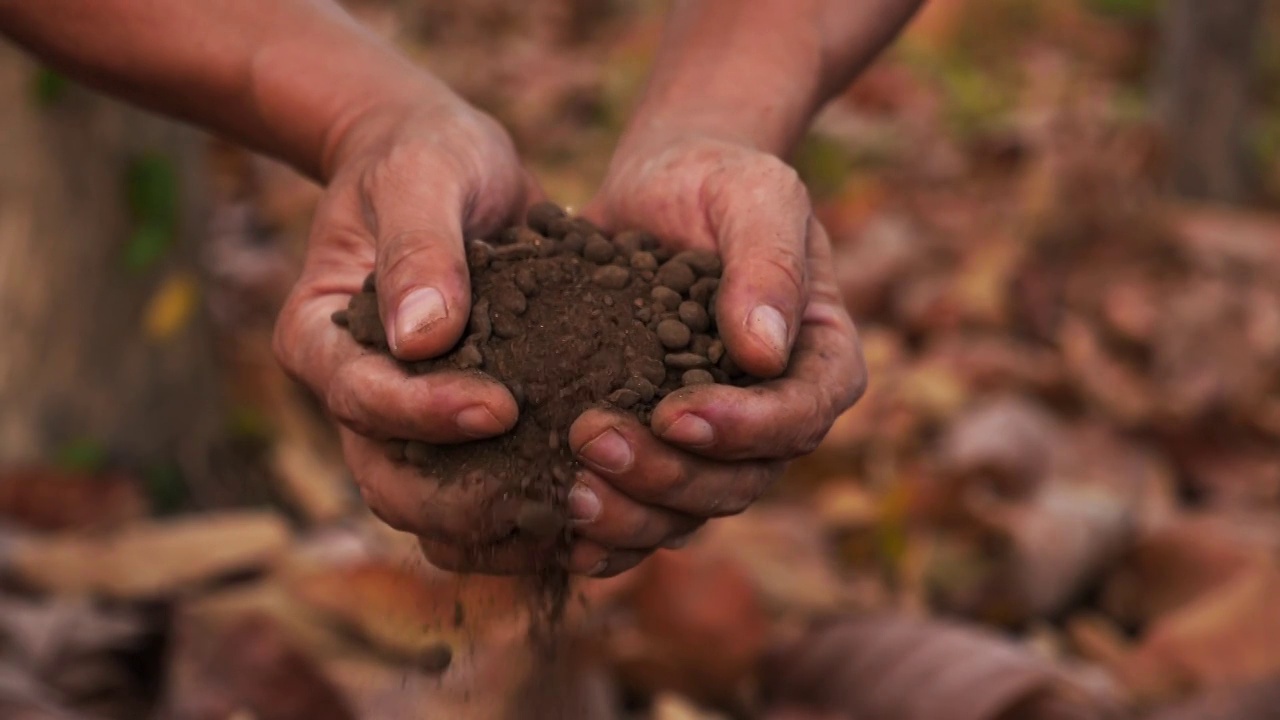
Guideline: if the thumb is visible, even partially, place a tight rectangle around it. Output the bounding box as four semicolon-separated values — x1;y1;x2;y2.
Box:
711;161;811;378
371;185;474;362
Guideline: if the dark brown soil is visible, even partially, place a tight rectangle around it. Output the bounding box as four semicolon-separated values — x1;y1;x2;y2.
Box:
332;202;754;608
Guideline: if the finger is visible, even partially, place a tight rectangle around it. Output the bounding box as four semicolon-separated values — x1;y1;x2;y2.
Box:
345;432;525;545
652;224;866;461
568;409;783;517
710;158;812;378
568;470;703;550
365;171;474;361
567;540;653;578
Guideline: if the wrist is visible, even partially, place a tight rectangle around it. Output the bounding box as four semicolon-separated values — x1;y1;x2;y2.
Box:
246;27;465;182
617;0;825;159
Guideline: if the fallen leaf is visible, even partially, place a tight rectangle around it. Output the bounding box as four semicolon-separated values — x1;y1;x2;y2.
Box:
160;612;355;720
6;512;290;598
0;467;146;532
142;271;199;341
761;615;1120;720
1144;677;1280;720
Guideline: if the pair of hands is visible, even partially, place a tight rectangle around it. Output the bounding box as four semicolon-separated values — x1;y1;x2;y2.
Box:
274;97;866;577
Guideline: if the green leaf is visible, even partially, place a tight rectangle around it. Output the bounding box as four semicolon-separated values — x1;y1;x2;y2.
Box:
123;155;180;271
124;223;172;272
31;68;69;107
143;463;188;516
54;438;108;472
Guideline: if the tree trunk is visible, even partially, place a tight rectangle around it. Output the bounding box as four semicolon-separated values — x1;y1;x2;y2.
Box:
0;46;257;507
1156;0;1264;204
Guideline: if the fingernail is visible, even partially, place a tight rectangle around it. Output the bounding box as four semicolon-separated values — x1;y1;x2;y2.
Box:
662;414;714;447
580;429;633;473
568;483;602;524
455;405;504;437
394;287;448;350
747;305;788;363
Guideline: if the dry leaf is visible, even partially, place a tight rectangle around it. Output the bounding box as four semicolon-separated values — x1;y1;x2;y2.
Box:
160;612;355;720
603;547;770;707
1144;678;1280;720
0;467;145;532
761;615;1119;720
6;512;289;598
142;271;199;341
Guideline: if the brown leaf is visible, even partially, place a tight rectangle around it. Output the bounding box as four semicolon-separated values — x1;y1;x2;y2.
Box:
603;547;770;707
761;615;1119;720
7;512;290;598
1113;563;1280;703
936;394;1062;500
1144;678;1280;720
284;560;526;667
160;612;355;720
0;467;145;532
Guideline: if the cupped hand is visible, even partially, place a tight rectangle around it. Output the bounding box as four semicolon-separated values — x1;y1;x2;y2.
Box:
565;134;868;576
274;95;541;572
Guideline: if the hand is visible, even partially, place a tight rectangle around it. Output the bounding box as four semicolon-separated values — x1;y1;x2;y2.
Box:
565;134;867;576
274;95;540;572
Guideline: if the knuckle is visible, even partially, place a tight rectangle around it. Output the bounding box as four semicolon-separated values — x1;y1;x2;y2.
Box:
324;372;372;435
761;250;807;301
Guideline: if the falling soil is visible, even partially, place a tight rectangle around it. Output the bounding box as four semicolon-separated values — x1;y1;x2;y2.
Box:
333;202;754;622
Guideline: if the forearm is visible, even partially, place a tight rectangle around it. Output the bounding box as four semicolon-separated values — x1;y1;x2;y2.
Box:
0;0;458;181
622;0;924;157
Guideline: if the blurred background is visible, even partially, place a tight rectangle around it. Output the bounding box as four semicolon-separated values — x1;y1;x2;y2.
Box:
1;0;1279;718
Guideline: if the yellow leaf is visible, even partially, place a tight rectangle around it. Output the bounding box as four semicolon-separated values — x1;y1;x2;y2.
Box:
143;271;198;341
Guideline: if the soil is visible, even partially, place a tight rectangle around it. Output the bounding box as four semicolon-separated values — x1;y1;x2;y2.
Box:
332;202;754;612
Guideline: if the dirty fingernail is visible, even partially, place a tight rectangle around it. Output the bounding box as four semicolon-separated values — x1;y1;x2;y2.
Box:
455;405;504;437
568;483;602;524
746;304;788;363
580;429;633;473
662;414;714;447
394;287;448;350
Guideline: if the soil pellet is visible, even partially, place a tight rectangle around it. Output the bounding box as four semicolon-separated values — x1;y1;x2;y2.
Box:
469;299;492;342
456;344;484;369
526;201;566;236
651;286;682;311
546;216;576;239
625;376;656;401
467;240;493;270
682;369;715;386
631;356;667;385
561;232;586;256
707;340;725;364
492;312;522;339
495;243;538;261
665;352;710;370
515;266;538;296
584;235;616;264
493;285;528;315
673;250;722;277
330;309;349;327
636;307;652;323
630;251;658;271
656;261;696;294
385;440;407;463
690;334;713;357
657;319;692;349
678;301;710;333
689;277;719;305
593;265;631;289
362;274;377;293
608;388;641;409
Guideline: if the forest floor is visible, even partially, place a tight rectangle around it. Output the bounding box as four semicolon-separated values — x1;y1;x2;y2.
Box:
2;1;1280;719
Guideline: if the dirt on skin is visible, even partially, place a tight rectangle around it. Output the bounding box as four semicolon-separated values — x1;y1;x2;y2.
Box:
333;201;755;618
